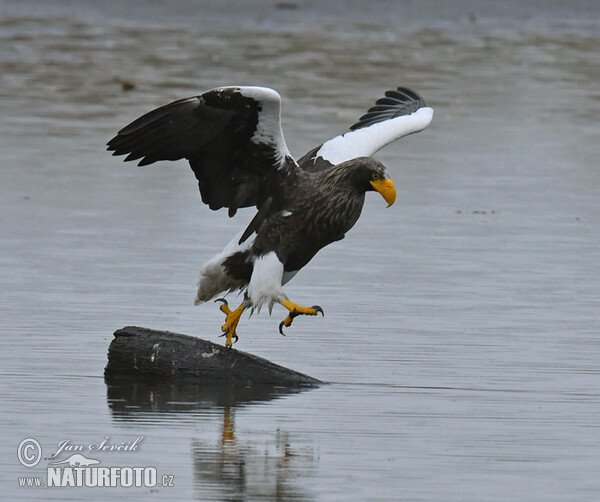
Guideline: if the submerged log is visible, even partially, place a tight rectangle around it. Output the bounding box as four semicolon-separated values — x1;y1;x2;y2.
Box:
105;326;322;387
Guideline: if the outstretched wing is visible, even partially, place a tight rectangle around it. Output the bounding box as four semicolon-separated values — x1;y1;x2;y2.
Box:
107;86;297;216
298;87;433;172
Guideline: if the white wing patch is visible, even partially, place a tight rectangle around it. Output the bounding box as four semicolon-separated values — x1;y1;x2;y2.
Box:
316;106;434;166
234;86;294;169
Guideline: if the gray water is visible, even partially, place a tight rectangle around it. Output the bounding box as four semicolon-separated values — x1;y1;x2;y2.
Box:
1;1;599;500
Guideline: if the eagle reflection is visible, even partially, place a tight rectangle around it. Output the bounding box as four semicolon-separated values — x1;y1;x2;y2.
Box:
106;376;318;500
193;408;316;501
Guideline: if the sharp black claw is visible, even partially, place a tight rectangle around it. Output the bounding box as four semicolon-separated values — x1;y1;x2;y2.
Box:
279;321;286;336
312;305;324;316
215;298;228;306
219;326;230;338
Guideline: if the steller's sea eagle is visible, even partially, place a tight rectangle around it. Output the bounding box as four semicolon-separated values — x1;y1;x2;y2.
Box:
107;86;433;347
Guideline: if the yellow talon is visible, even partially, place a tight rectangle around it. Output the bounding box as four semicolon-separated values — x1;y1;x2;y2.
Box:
279;300;324;335
215;298;245;347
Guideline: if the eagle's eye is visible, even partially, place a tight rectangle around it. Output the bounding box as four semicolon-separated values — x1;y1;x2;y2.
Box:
371;172;381;181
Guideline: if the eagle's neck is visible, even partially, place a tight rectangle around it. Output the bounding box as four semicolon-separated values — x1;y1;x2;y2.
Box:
298;165;367;241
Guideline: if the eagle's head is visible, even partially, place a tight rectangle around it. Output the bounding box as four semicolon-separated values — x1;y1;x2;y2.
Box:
347;157;397;207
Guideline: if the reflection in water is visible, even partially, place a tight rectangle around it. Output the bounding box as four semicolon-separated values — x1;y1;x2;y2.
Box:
106;376;317;500
105;375;313;414
192;411;316;501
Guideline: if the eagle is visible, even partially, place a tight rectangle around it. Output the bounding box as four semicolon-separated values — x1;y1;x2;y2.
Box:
107;86;433;347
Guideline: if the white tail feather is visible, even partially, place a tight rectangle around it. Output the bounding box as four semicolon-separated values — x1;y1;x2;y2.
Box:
194;230;253;304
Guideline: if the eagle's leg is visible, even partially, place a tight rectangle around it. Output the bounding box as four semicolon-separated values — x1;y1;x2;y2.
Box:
215;298;246;348
278;300;324;335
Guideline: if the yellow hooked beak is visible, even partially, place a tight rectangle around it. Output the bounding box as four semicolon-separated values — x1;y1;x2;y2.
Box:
370;178;396;207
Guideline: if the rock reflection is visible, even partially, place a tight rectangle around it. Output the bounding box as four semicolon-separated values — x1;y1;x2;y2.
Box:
105;375;312;415
105;376;317;500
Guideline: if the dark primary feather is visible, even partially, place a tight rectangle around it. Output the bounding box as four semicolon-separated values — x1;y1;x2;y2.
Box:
108;96;233;165
349;87;427;130
107;88;294;218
